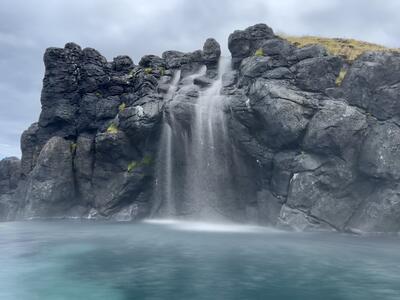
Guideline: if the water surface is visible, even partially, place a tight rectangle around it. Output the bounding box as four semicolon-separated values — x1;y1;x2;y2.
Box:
1;220;399;300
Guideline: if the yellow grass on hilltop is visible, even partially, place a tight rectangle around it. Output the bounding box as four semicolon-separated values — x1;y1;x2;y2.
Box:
281;35;400;62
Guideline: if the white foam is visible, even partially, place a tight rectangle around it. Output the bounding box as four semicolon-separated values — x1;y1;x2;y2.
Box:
143;219;180;225
172;221;264;233
143;219;281;234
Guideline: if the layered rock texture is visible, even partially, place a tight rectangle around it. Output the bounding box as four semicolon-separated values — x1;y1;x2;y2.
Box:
1;23;400;233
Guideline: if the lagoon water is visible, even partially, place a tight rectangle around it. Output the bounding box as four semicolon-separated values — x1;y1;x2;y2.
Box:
1;220;400;300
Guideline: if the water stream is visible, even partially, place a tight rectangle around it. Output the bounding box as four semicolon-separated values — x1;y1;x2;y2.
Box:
155;69;181;216
186;58;233;219
154;58;238;220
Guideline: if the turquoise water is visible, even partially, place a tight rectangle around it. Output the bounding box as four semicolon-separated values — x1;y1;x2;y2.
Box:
1;220;399;300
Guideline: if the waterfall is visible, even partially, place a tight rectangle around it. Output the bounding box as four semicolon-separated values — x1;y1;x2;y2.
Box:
154;58;238;220
154;69;181;216
186;57;233;219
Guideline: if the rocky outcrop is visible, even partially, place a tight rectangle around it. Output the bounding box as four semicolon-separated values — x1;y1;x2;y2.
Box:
0;157;21;220
1;23;400;234
228;23;275;67
22;136;76;218
225;24;400;233
0;35;219;222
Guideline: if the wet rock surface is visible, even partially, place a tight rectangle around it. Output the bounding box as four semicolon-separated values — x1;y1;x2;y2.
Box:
1;23;400;234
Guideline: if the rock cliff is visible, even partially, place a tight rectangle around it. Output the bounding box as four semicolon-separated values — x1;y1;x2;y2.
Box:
1;23;400;233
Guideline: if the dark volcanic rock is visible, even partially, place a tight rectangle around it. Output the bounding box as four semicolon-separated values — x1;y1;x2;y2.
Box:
79;47;109;93
139;55;164;69
92;130;137;207
202;38;221;69
113;55;134;72
228;23;275;68
244;79;314;149
293;55;342;92
359;121;400;180
278;205;334;232
260;38;295;63
2;23;400;233
39;43;82;130
0;157;21;221
288;44;328;62
0;157;21;194
341;51;400;120
23;136;76;218
119;96;163;140
303;100;368;159
283;158;363;231
74;135;95;205
346;183;400;233
20;123;41;176
240;56;272;79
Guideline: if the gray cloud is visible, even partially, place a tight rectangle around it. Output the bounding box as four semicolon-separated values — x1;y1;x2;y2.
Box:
1;0;399;158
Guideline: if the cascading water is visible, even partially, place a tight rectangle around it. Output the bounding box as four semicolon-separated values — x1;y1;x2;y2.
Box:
186;58;234;219
154;69;182;216
154;57;241;221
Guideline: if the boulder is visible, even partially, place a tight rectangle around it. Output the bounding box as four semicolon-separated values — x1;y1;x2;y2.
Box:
228;23;275;67
164;85;200;130
247;79;313;149
23;136;76;218
341;51;400;120
240;56;272;78
346;183;400;233
284;157;363;230
271;151;326;197
286;171;321;211
138;55;164;69
0;157;21;220
303;100;368;159
113;55;135;72
262;67;293;80
162;51;188;69
359;121;400;180
259;38;295;67
92;130;138;207
119;96;163;140
293;55;342;92
0;157;21;194
202;38;221;68
288;44;328;62
278;205;335;231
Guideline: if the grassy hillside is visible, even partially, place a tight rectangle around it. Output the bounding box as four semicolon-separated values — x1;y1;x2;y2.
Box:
281;35;400;62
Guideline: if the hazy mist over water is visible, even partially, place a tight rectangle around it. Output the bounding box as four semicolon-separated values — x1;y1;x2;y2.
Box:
1;221;400;300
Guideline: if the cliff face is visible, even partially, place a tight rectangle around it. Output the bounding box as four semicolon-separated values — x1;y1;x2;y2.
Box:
1;23;400;233
0;157;20;220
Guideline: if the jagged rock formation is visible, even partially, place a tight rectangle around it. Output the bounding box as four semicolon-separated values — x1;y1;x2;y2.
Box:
1;23;400;233
0;157;20;220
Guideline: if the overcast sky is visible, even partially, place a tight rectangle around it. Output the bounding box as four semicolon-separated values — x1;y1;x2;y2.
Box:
1;0;399;158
